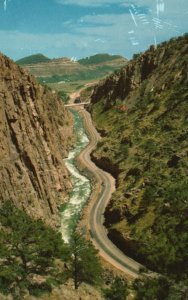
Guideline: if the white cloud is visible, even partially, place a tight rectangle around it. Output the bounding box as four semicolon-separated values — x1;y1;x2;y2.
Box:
1;0;187;60
57;0;188;31
4;0;7;11
0;30;114;60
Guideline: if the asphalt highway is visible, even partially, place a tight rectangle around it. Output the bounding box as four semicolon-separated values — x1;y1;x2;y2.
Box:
75;106;142;278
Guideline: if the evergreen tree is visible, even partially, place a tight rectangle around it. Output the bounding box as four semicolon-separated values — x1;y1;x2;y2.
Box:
68;232;103;289
103;277;129;300
133;276;170;300
0;202;68;299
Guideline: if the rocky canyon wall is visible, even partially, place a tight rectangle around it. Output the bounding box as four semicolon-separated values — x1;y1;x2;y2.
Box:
0;53;73;227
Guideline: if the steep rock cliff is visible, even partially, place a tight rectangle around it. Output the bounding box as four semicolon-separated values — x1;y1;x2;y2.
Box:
90;34;188;276
91;38;187;110
0;53;73;227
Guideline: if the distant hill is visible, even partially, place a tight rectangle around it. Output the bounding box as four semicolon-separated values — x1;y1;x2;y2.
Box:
78;54;123;65
16;54;51;65
16;54;127;96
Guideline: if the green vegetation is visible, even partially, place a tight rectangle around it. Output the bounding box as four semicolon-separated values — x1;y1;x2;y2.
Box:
78;54;122;65
67;233;102;290
58;90;70;104
103;277;129;300
0;202;102;299
90;34;188;287
134;276;170;300
37;64;123;96
0;202;67;299
18;53;127;95
16;54;51;65
38;65;121;84
79;85;95;102
133;275;188;300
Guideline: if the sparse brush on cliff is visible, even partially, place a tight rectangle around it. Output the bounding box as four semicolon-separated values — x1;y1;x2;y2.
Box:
90;33;188;290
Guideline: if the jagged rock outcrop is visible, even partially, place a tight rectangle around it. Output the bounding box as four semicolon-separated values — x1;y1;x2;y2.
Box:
91;36;188;110
0;53;73;227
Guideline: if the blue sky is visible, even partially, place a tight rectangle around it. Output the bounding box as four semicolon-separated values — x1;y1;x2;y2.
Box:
0;0;187;60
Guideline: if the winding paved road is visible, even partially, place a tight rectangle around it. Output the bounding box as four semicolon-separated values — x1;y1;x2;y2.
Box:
70;105;142;278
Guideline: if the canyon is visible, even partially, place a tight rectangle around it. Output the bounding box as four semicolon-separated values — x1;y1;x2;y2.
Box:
0;33;188;299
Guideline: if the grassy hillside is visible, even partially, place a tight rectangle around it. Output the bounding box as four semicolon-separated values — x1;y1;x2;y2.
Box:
16;54;51;65
16;55;127;98
78;54;122;65
90;34;188;280
38;65;120;84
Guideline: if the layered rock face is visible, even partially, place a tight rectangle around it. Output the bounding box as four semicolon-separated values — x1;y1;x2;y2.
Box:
0;53;73;227
91;39;188;110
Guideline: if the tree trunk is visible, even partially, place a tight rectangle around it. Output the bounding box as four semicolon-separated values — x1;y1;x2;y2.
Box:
74;253;79;289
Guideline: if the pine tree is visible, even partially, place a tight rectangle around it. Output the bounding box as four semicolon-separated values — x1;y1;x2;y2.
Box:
0;202;68;299
68;232;103;289
103;277;129;300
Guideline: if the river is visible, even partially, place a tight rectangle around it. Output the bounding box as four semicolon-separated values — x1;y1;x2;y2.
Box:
60;109;91;243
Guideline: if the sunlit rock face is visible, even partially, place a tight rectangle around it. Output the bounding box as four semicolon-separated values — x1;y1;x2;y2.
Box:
0;53;73;227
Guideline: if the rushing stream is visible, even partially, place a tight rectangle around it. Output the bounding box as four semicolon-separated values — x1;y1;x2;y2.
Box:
60;109;91;243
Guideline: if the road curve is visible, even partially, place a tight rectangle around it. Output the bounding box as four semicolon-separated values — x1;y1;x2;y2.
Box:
69;81;98;104
73;106;142;278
